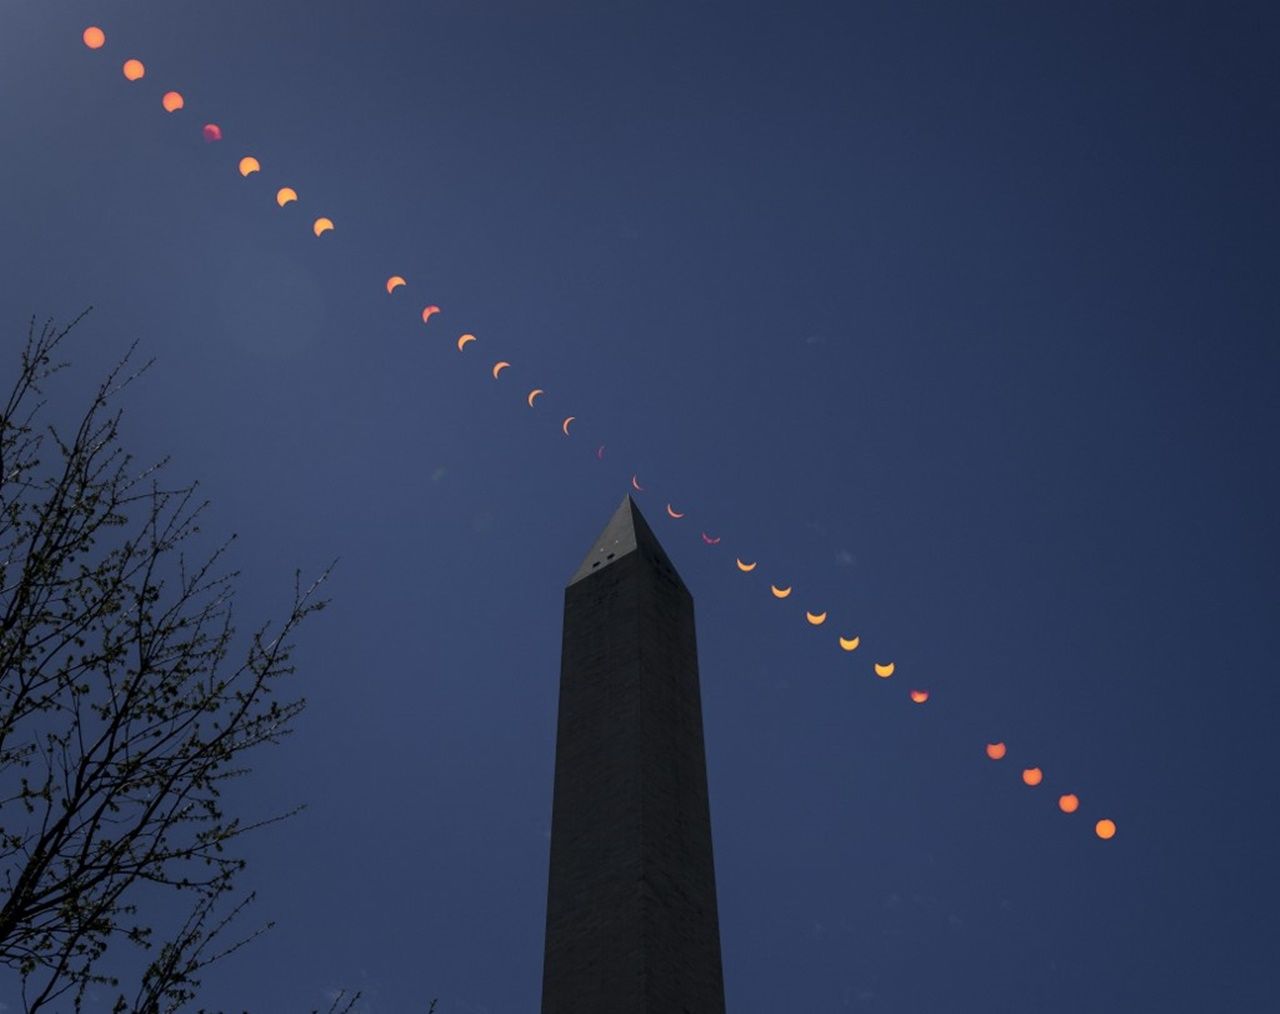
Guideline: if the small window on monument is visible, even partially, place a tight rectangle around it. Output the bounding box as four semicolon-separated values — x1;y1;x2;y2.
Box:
606;553;615;560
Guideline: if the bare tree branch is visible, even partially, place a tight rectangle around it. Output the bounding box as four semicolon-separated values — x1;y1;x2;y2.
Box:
0;313;331;1012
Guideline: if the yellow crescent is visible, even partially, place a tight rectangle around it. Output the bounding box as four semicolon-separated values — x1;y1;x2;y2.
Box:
386;275;406;294
838;635;860;651
562;416;575;436
492;360;510;378
631;474;644;492
239;156;260;177
806;611;827;626
874;662;895;678
276;187;298;207
313;217;334;237
666;504;684;519
735;558;756;572
421;305;440;324
770;585;791;599
457;334;477;351
527;388;544;407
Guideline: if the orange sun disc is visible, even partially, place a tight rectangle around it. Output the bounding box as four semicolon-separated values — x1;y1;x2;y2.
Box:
806;611;827;625
1095;819;1117;840
874;662;895;678
839;635;860;651
239;156;261;177
491;360;509;377
385;275;406;293
162;91;184;112
986;742;1007;760
202;123;222;142
1022;767;1043;786
421;305;440;323
276;187;298;207
736;559;757;572
122;59;145;81
458;334;477;351
1058;794;1079;813
313;217;334;237
909;689;929;703
82;26;106;49
770;585;791;599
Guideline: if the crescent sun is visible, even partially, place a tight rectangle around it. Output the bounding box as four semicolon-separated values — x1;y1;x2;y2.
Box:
770;585;792;599
386;275;406;294
666;504;684;519
874;662;895;678
527;388;544;407
631;474;644;492
562;416;575;436
491;360;510;378
736;559;757;572
806;611;827;625
838;635;860;651
701;532;720;545
457;334;477;351
421;305;440;324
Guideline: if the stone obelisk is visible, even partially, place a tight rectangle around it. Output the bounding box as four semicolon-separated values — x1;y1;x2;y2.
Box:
541;496;726;1012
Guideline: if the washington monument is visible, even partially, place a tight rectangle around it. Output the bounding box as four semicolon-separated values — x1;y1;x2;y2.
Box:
541;496;726;1012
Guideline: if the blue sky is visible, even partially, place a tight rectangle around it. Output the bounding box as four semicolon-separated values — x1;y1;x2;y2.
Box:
1;2;1277;1011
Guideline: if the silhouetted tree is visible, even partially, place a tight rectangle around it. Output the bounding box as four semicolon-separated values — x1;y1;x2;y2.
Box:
0;313;330;1011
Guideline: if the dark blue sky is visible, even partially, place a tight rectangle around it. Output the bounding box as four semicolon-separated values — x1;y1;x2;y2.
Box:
2;2;1277;1011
